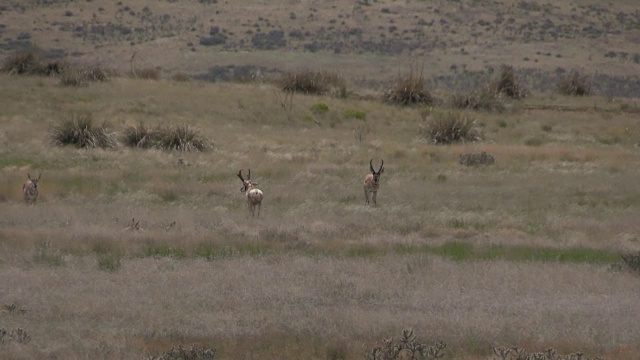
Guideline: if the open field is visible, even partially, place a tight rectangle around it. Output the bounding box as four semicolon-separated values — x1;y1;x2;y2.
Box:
1;0;640;358
1;72;640;359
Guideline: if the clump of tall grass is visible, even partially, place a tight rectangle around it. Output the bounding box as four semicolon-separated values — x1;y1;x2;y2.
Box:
121;123;155;148
2;48;45;75
60;65;111;87
383;68;435;105
365;328;446;360
493;65;527;99
557;69;593;96
421;111;480;145
621;251;640;273
122;124;212;152
277;70;346;96
451;86;505;112
130;67;161;80
50;112;117;149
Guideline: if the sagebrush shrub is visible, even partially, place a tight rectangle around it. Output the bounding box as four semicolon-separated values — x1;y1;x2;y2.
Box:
50;112;116;149
422;111;480;145
557;70;593;96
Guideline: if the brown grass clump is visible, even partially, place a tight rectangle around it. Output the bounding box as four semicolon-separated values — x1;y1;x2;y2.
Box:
421;111;480;144
59;65;111;87
122;123;155;148
557;70;593;96
451;86;505;112
383;68;435;105
494;65;527;99
50;112;117;149
277;70;346;96
122;123;213;152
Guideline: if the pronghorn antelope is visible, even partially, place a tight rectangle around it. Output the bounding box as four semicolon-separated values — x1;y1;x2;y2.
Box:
237;169;263;218
22;173;41;205
363;159;384;206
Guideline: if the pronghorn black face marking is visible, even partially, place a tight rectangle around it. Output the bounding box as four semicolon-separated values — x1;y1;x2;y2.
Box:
237;169;264;218
370;159;384;184
23;172;41;205
364;159;384;206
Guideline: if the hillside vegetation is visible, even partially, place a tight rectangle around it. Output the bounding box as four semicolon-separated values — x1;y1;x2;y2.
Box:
1;0;640;359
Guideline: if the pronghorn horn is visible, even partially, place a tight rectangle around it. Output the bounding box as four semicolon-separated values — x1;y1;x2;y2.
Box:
38;173;42;180
237;170;245;181
248;169;251;180
370;159;375;173
379;160;384;173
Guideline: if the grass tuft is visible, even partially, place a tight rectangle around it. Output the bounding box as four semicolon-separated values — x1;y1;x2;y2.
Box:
493;65;527;99
421;111;481;145
50;112;117;149
557;69;593;96
122;124;213;152
277;70;346;96
383;68;434;105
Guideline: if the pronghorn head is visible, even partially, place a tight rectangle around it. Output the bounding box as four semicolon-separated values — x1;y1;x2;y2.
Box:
27;173;42;188
369;159;384;184
237;169;259;192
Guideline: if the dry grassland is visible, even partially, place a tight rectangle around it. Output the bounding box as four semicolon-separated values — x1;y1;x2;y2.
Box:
1;74;640;359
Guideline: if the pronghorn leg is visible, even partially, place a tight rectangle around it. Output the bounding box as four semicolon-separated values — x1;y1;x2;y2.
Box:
372;191;377;207
364;187;369;204
256;203;261;218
